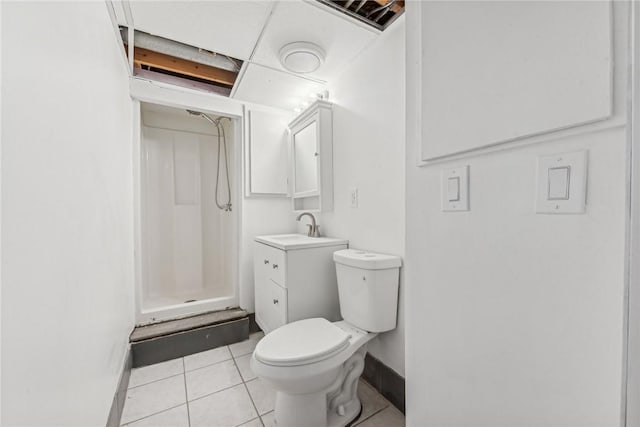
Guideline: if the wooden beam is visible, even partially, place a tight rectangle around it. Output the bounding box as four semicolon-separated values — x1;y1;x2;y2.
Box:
371;0;404;14
132;46;236;86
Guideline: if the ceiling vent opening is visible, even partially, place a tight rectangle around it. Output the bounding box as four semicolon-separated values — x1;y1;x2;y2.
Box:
120;28;243;96
316;0;405;31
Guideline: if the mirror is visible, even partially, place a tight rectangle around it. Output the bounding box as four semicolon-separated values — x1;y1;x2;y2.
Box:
293;121;318;194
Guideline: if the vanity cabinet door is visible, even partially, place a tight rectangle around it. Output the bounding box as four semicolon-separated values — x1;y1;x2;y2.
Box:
261;279;288;332
263;245;286;286
254;242;288;333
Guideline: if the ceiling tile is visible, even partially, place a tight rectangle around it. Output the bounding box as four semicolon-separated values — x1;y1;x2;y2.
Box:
129;1;274;60
251;1;378;81
233;64;326;111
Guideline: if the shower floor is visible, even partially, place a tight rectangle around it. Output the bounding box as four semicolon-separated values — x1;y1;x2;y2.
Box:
143;289;232;311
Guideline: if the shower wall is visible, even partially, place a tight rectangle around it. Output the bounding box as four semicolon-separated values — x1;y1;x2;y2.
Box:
141;105;235;313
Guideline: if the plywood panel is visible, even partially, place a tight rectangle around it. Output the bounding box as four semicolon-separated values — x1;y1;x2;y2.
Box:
420;1;612;161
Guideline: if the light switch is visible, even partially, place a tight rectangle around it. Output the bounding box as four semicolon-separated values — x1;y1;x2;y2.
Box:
536;151;587;214
442;166;469;211
548;166;570;200
447;177;460;202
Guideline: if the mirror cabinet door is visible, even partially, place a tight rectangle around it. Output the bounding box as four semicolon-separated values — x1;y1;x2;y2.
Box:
293;120;318;194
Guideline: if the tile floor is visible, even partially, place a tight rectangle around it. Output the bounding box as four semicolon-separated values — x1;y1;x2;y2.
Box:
121;332;405;427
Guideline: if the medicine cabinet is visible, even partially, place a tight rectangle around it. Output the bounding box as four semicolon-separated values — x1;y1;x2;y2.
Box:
289;100;333;212
245;108;291;197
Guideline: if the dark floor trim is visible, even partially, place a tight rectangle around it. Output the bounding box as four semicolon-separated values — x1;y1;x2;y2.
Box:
248;312;262;334
106;348;132;427
131;317;249;367
362;353;405;414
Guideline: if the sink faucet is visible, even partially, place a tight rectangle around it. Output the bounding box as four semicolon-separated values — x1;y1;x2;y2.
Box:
296;212;321;237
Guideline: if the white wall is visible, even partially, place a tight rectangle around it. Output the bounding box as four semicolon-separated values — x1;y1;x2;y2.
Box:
1;2;134;425
315;17;406;376
405;1;628;426
626;2;640;425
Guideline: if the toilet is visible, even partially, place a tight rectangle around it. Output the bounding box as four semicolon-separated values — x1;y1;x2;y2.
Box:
250;249;401;427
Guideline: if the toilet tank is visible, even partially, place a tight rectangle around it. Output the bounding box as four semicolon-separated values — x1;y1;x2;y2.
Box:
333;249;401;333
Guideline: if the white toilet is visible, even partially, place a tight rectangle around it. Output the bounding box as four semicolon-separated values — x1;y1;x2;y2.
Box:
250;249;401;427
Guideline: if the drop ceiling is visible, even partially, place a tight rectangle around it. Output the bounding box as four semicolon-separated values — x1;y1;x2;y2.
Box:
113;0;387;111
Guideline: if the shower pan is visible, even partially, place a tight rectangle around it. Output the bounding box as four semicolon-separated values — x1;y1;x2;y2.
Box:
138;102;238;324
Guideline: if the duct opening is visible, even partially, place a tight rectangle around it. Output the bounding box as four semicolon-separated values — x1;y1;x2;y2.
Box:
316;0;405;31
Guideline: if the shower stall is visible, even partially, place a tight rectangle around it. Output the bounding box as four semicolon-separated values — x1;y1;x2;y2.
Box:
137;102;238;324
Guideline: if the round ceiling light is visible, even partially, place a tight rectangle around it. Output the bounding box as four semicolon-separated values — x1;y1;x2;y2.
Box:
279;42;325;74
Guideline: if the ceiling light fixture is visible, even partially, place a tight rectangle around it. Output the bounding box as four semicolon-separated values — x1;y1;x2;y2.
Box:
279;42;325;74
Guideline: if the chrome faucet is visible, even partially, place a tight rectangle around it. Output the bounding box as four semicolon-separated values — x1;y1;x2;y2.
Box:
296;212;321;237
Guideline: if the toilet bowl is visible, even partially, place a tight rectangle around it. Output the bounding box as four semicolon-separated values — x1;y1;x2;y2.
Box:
251;318;375;427
250;249;401;427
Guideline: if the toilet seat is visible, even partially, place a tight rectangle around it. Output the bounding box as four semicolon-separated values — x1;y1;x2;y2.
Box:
254;318;351;367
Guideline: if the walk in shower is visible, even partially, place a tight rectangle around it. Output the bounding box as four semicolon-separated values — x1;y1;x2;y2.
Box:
138;102;238;324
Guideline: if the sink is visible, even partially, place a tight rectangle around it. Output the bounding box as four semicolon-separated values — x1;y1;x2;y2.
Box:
268;234;309;242
255;234;349;250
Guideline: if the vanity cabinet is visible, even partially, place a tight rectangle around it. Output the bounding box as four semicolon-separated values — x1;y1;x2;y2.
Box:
253;236;348;334
289;100;333;212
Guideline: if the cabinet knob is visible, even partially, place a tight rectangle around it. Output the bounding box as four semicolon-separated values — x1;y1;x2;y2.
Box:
264;259;269;264
272;264;279;269
273;299;279;305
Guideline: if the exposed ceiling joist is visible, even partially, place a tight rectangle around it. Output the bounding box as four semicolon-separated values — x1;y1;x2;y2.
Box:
132;46;237;87
372;0;404;14
314;0;404;31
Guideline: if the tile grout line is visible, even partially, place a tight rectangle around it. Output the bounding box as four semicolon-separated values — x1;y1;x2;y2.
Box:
186;379;246;405
185;355;234;374
352;406;387;427
231;349;264;426
127;371;184;391
182;358;192;427
120;403;186;426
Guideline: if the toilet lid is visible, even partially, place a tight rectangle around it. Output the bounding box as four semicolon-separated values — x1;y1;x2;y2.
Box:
254;318;351;367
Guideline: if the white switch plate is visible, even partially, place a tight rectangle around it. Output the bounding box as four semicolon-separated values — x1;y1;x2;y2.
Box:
442;166;469;211
350;188;358;208
536;150;587;214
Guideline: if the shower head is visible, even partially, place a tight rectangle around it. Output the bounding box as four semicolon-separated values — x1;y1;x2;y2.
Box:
186;109;232;128
186;109;219;126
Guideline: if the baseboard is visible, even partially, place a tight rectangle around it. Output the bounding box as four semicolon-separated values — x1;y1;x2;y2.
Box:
106;347;132;427
248;312;262;334
362;353;405;414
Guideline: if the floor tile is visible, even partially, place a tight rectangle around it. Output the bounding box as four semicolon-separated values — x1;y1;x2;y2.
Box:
122;404;188;427
245;377;276;415
229;332;264;357
260;411;275;427
184;345;232;372
121;375;186;425
189;383;258;427
128;358;184;388
357;379;390;422
185;359;242;401
355;405;405;427
235;353;256;381
238;417;263;427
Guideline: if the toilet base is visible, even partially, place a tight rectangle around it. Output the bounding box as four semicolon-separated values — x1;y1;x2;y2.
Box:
270;347;367;427
270;387;363;427
327;396;361;427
